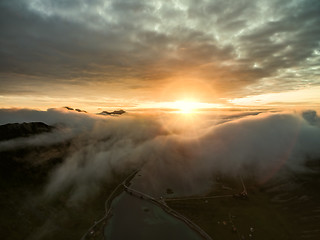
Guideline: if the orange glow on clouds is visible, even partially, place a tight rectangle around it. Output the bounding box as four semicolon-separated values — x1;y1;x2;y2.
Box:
228;86;320;107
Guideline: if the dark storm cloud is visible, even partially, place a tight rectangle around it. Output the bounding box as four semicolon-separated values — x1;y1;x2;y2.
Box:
0;0;319;96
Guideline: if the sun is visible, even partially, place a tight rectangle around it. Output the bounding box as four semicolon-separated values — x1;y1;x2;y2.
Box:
173;100;197;114
139;99;223;112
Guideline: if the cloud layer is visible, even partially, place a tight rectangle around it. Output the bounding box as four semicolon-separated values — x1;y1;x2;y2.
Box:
1;108;320;200
1;0;320;101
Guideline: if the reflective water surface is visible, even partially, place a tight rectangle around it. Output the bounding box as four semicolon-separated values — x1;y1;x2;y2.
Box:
104;192;203;240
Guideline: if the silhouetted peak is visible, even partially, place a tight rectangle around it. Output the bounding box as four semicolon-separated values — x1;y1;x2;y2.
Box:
64;106;87;113
0;122;54;141
98;110;126;115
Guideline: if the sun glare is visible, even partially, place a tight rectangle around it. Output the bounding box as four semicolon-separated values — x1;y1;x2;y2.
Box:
173;100;198;114
138;100;224;112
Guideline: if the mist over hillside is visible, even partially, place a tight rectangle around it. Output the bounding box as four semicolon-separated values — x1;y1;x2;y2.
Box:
1;108;320;239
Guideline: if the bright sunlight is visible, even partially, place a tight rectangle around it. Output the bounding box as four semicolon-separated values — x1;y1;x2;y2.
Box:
173;100;198;114
172;100;223;113
138;100;224;112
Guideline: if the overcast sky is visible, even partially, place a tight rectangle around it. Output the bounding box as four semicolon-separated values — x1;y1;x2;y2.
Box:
0;0;319;110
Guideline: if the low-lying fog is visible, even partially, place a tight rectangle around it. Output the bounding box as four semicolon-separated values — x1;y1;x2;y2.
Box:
1;108;320;201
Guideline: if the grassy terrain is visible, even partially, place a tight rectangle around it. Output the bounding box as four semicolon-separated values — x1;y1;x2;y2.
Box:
167;166;320;240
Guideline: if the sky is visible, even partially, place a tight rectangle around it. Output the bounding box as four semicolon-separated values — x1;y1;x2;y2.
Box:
0;0;320;112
